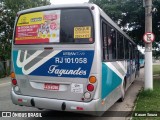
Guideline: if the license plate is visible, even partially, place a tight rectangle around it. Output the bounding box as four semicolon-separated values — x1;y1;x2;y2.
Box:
44;83;59;90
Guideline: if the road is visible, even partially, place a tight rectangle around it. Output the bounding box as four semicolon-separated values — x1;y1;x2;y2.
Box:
0;68;144;120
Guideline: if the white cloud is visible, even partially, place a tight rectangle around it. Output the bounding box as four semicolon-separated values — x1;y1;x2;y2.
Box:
50;0;89;4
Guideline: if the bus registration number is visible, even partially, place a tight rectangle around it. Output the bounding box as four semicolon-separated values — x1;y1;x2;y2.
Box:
44;83;59;90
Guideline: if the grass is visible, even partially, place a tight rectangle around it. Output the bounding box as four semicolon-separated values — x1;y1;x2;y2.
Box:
153;65;160;75
133;78;160;120
133;65;160;119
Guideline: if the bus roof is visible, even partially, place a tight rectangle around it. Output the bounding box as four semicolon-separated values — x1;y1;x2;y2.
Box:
17;3;94;14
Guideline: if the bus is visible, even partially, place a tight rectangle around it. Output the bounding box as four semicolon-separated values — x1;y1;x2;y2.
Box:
11;3;139;116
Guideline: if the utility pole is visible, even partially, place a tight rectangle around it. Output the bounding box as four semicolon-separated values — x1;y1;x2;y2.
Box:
144;0;153;90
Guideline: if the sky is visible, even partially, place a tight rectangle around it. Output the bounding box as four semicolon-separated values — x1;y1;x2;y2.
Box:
50;0;89;4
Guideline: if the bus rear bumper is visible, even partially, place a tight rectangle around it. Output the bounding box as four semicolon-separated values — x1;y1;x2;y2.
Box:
11;90;102;114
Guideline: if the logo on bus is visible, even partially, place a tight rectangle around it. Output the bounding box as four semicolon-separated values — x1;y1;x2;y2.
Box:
48;65;87;76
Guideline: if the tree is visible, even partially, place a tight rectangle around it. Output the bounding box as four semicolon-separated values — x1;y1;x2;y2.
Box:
89;0;160;48
0;0;50;61
153;50;160;59
0;0;50;76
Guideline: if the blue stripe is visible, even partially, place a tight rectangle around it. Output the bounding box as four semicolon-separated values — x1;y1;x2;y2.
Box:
12;50;23;75
12;50;94;78
101;63;122;99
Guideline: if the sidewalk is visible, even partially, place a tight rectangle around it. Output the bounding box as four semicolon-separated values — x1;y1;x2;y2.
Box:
103;68;144;119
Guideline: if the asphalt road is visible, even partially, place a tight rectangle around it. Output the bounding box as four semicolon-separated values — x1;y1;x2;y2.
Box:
0;68;144;120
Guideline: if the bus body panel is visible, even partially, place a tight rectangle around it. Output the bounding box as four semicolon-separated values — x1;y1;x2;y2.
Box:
91;4;102;100
102;62;123;99
12;47;99;101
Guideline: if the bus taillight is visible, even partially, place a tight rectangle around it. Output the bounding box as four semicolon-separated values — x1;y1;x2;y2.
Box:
10;72;15;79
87;84;94;92
12;79;17;85
89;76;96;83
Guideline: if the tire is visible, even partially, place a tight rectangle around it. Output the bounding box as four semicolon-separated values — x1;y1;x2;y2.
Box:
118;80;126;102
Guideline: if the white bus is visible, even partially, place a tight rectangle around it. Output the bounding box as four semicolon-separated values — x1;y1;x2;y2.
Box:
11;3;138;116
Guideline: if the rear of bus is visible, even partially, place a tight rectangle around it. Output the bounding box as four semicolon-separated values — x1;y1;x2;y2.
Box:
11;4;102;114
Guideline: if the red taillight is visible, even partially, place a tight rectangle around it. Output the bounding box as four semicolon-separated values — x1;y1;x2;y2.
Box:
12;79;17;85
87;84;94;92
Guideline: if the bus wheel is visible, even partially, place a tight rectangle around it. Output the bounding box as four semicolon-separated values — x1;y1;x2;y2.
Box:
118;79;126;102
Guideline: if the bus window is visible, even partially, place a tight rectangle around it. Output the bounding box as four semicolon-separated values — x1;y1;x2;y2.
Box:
60;9;94;43
15;8;94;45
129;43;133;60
107;26;112;60
108;36;112;59
107;26;116;60
110;28;116;60
101;21;116;61
125;39;129;59
117;33;124;59
102;22;108;60
133;46;136;59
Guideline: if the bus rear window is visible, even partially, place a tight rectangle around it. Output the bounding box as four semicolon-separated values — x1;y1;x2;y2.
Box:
15;8;94;45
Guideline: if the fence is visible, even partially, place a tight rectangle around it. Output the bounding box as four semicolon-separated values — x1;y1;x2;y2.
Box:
0;60;11;78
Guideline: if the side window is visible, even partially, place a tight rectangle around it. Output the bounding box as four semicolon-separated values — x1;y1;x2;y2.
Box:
102;22;108;60
107;26;116;60
129;43;133;59
102;21;117;61
125;39;129;59
107;25;112;60
107;26;112;60
117;33;124;59
133;46;136;59
110;28;116;59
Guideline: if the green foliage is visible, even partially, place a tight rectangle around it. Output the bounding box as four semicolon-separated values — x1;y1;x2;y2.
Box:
132;79;160;120
153;50;160;59
89;0;160;48
90;0;126;24
0;0;50;61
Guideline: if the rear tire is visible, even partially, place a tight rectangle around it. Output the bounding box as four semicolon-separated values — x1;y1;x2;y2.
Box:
118;80;126;102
